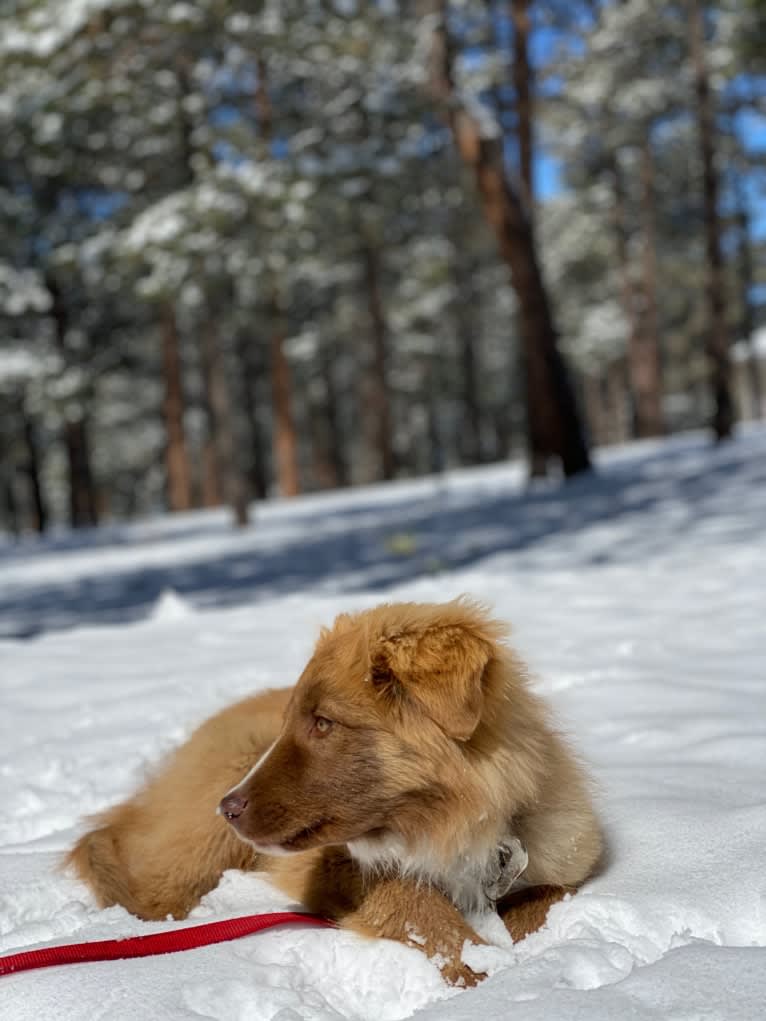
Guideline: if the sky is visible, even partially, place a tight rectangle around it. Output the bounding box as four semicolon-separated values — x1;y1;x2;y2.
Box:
736;110;766;240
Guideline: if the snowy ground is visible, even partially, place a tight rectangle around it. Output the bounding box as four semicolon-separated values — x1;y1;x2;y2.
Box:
1;428;765;1020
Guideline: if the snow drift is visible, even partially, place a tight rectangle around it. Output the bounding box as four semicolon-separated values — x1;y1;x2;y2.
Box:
1;429;765;1020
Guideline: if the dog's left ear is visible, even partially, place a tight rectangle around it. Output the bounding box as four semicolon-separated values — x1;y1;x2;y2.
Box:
370;624;492;741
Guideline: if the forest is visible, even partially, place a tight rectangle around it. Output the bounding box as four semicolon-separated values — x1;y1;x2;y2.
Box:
1;0;764;532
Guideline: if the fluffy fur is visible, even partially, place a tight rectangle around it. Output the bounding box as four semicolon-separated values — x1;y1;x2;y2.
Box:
66;599;602;986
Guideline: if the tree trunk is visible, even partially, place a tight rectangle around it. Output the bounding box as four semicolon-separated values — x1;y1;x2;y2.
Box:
458;323;482;465
254;55;274;158
64;417;98;528
200;320;249;526
427;379;445;475
736;181;762;420
688;0;734;440
306;341;341;491
512;0;546;477
0;455;19;535
429;11;591;478
46;273;99;527
583;373;607;448
511;0;534;222
609;151;638;338
200;440;223;508
629;133;664;438
493;403;514;461
236;333;271;500
253;58;300;498
198;327;224;509
271;313;300;498
198;345;223;509
605;357;630;445
452;253;482;464
612;149;653;436
160;302;193;512
361;238;396;481
21;406;48;533
318;335;349;487
308;400;341;491
309;433;339;491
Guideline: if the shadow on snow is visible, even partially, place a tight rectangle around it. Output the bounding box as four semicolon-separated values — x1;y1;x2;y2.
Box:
0;430;763;639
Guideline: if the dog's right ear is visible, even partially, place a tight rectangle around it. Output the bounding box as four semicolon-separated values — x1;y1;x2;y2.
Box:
369;646;405;705
369;623;492;741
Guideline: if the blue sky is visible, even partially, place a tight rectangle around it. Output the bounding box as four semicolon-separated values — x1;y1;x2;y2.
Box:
518;7;766;242
536;114;765;242
735;110;766;241
535;154;562;201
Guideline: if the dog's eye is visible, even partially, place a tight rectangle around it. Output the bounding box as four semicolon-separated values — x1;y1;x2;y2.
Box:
313;715;333;735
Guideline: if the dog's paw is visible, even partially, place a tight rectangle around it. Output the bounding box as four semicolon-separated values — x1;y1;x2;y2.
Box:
438;954;487;989
483;836;528;904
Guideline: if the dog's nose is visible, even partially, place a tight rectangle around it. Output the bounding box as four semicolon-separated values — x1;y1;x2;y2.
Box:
219;793;248;820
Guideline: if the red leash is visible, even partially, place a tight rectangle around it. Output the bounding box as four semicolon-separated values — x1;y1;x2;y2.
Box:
0;911;335;977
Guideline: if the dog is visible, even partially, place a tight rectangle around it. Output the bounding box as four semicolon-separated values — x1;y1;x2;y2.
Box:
66;599;602;986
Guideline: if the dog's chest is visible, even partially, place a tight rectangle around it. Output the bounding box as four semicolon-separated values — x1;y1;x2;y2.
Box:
348;834;528;912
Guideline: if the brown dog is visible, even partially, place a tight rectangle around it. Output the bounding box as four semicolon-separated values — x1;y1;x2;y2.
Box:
66;599;602;986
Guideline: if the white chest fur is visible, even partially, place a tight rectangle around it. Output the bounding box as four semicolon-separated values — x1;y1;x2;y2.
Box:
347;833;528;913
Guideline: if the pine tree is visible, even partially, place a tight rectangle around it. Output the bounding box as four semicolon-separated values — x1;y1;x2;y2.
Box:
427;0;591;478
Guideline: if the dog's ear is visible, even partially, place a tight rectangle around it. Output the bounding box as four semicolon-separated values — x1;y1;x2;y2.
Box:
370;624;492;741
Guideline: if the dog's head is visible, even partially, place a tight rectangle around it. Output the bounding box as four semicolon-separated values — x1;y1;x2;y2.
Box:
219;599;508;855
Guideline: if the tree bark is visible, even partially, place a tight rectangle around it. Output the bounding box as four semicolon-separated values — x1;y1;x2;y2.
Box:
606;357;630;445
1;468;19;536
160;302;193;512
308;407;341;491
493;403;514;461
452;252;483;464
200;439;223;508
254;55;302;496
236;333;271;500
200;320;249;526
254;55;273;157
628;133;664;438
608;147;663;438
609;152;637;330
511;0;534;222
46;273;99;527
21;406;48;533
270;309;300;498
429;9;591;478
458;322;482;465
64;417;98;528
199;336;224;508
0;424;20;535
427;377;445;475
318;335;349;488
583;373;607;448
361;237;396;481
735;180;762;419
510;0;546;476
688;0;734;440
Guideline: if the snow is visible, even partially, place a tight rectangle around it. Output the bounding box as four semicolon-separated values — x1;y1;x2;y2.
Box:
1;427;766;1019
0;265;51;317
732;325;766;362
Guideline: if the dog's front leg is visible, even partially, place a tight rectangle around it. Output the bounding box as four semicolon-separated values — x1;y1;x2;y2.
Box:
339;875;488;988
498;883;574;942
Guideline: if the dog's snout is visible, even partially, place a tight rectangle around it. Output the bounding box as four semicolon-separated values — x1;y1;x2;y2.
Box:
219;792;248;821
